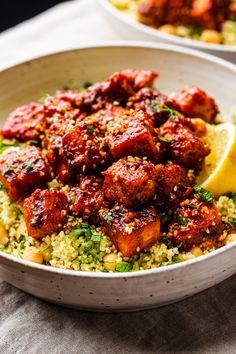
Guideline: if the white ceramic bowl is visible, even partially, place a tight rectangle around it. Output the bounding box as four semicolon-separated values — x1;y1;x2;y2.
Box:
99;0;236;63
1;43;236;312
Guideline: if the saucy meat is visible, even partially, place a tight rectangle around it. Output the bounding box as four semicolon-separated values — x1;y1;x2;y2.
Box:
2;103;45;142
0;147;49;201
138;0;230;30
1;69;227;259
23;189;68;239
103;156;158;208
100;204;160;256
168;197;223;249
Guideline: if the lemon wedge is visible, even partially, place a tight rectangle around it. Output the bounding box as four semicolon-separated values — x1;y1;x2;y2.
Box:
197;122;236;197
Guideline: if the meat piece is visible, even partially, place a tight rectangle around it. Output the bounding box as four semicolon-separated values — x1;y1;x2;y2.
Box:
159;116;210;171
192;0;230;30
127;88;173;126
0;147;49;201
81;69;158;112
168;197;223;249
23;189;68;239
173;86;218;123
44;91;83;120
106;109;160;161
154;163;195;211
100;204;160;256
2;103;45;142
55;158;75;184
62;114;111;172
67;175;104;222
103;156;158;208
138;0;192;27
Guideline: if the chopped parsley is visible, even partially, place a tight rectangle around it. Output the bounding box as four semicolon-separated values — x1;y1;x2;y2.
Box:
226;192;236;204
163;106;182;121
194;186;214;203
171;256;182;264
151;102;160;113
22;161;34;172
18;234;25;242
87;125;94;134
159;136;172;143
2;166;11;176
174;215;188;227
91;234;103;243
83;81;92;89
39;90;51;103
224;217;236;228
0;139;20;154
116;262;132;272
102;212;112;225
161;236;173;248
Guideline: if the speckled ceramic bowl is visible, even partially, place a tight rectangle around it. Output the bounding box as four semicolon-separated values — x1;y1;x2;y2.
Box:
1;43;236;312
99;0;236;63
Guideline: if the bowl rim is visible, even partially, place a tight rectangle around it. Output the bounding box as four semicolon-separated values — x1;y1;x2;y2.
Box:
99;0;236;53
1;41;236;278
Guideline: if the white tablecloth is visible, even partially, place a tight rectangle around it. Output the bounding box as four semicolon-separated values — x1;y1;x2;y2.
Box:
1;2;236;353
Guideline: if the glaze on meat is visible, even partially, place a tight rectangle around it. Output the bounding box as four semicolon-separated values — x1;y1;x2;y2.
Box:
1;69;227;257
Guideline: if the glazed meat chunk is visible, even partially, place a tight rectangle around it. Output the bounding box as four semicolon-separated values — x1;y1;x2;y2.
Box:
138;0;192;27
67;175;104;222
127;88;173;126
62;115;111;172
81;69;158;112
106;109;160;161
0;147;49;201
167;197;223;249
100;204;160;256
173;86;218;123
192;0;230;30
154;163;194;211
159;116;210;171
103;156;158;208
23;189;68;239
44;91;83;120
2;103;45;142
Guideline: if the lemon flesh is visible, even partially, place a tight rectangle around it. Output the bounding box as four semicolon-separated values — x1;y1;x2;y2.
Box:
197;122;236;197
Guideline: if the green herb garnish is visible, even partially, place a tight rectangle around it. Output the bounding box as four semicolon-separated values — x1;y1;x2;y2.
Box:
116;262;132;272
0;139;20;154
159;136;172;143
174;215;188;227
91;234;103;243
2;166;11;176
194;186;214;203
19;234;25;242
102;212;112;225
225;217;236;227
87;125;94;134
22;161;34;172
226;192;236;204
83;81;92;89
39;90;51;103
171;256;182;264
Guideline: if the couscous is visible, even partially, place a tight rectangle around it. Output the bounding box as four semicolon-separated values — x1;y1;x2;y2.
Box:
0;69;236;273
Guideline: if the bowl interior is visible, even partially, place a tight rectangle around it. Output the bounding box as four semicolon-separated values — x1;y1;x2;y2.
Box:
0;45;235;124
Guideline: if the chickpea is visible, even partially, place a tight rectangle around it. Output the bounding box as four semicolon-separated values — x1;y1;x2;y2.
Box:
190;247;203;257
23;249;43;264
39;242;52;263
103;253;118;271
159;24;177;36
200;30;222;44
0;223;9;246
225;233;236;245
